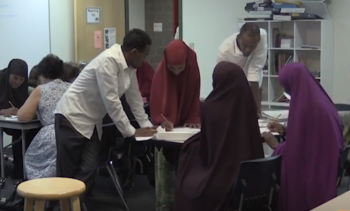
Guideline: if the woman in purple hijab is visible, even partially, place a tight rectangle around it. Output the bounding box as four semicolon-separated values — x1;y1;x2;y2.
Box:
262;62;343;211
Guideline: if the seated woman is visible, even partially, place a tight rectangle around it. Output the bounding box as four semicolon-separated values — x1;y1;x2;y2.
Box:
0;59;34;179
173;62;264;211
150;40;201;210
136;61;154;104
262;63;343;211
17;54;70;179
61;62;81;82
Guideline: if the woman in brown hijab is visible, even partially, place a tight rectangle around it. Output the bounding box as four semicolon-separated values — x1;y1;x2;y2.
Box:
174;61;264;211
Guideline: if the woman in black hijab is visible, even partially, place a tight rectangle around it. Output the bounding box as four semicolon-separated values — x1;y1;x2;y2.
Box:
0;59;35;179
0;59;29;115
174;62;264;211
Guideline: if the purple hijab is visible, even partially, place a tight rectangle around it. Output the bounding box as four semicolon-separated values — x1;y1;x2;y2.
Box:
273;63;343;211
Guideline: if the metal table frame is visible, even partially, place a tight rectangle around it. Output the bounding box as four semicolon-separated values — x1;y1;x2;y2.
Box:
0;118;41;178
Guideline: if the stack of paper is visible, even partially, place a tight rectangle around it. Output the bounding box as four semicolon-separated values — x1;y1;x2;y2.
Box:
156;127;200;143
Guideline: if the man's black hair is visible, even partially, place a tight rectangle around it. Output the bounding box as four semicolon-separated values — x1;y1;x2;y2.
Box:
239;23;260;38
122;28;152;52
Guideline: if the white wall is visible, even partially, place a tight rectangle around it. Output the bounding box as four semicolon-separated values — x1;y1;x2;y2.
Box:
183;0;350;102
3;0;145;146
128;0;145;30
328;0;350;103
182;0;247;97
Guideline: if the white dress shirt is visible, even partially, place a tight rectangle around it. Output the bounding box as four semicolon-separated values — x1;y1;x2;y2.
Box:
217;28;268;87
55;44;153;140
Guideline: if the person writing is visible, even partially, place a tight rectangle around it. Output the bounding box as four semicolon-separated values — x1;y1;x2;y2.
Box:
217;23;267;117
150;39;201;211
262;63;342;211
17;54;70;180
54;29;157;204
174;61;264;211
150;39;201;130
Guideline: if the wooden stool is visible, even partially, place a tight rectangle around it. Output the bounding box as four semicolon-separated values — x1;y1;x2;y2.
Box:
17;177;86;211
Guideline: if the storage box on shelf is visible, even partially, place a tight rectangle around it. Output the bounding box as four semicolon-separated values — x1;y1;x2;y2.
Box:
242;19;333;108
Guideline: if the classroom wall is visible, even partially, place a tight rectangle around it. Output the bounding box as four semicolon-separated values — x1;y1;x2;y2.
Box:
328;0;350;103
144;0;174;69
129;0;145;30
182;0;350;102
3;0;145;147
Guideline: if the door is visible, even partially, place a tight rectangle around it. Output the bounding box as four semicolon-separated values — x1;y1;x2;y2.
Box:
74;0;126;63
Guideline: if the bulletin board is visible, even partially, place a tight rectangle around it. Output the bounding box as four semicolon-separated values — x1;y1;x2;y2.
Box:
74;0;126;63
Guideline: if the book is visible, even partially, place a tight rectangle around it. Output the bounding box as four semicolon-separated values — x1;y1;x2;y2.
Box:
273;15;292;21
275;0;301;6
291;13;318;19
280;8;305;13
272;3;298;8
273;53;293;74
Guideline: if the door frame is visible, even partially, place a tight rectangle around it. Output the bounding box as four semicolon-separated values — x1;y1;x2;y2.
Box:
73;0;129;62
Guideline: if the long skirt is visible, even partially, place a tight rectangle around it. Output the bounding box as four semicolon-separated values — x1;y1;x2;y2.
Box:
155;148;176;211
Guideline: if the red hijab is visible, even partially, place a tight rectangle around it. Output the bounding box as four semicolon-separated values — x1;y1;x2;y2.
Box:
136;61;154;102
150;40;201;126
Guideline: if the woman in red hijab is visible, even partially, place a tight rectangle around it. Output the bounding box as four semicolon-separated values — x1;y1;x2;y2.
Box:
150;40;201;129
136;61;154;103
150;40;201;211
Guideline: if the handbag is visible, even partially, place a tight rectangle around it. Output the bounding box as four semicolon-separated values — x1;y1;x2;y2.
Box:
0;178;23;211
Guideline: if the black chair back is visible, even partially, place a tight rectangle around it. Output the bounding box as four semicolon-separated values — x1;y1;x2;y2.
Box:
231;155;281;211
335;104;350;111
337;144;350;186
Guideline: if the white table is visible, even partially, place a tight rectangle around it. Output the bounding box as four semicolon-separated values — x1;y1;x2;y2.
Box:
311;191;350;210
0;116;41;178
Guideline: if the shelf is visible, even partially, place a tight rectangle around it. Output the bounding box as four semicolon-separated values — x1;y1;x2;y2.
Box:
240;19;333;108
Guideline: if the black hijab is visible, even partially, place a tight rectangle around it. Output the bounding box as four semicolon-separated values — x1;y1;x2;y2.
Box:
0;59;29;109
174;62;264;211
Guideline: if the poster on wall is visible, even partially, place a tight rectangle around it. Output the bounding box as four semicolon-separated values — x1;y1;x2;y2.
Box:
86;7;101;24
94;31;102;48
153;23;162;32
104;28;116;49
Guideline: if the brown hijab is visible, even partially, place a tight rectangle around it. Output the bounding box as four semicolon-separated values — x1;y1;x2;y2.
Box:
174;62;264;211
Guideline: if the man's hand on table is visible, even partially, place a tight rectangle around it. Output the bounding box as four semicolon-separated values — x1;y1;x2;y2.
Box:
135;127;157;137
184;123;201;129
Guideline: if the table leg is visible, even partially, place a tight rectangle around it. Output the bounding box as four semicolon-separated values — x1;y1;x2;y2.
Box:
21;130;26;179
0;128;4;178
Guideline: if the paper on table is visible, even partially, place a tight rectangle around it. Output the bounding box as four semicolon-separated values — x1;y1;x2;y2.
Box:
262;110;289;120
135;136;153;141
260;127;279;136
5;116;18;121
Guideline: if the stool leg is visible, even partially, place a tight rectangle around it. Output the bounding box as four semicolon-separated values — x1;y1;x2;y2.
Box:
60;198;70;211
70;196;81;211
34;200;45;211
24;198;34;211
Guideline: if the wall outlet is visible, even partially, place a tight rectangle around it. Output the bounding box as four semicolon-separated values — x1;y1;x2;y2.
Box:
188;42;195;50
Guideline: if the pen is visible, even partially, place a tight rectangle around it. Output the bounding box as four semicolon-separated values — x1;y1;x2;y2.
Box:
161;114;170;124
271;114;281;124
8;101;14;108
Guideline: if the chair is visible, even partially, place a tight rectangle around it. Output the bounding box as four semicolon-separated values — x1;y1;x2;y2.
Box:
231;155;281;211
17;178;85;211
334;104;350;111
337;145;350;189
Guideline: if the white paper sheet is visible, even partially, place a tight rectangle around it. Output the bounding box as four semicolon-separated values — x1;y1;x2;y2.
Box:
262;110;289;120
135;136;153;141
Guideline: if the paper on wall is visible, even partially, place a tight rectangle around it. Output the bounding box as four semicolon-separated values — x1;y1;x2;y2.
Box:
104;28;116;49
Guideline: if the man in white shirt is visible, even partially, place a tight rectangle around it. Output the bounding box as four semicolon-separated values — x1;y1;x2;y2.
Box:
54;29;156;200
217;23;267;117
